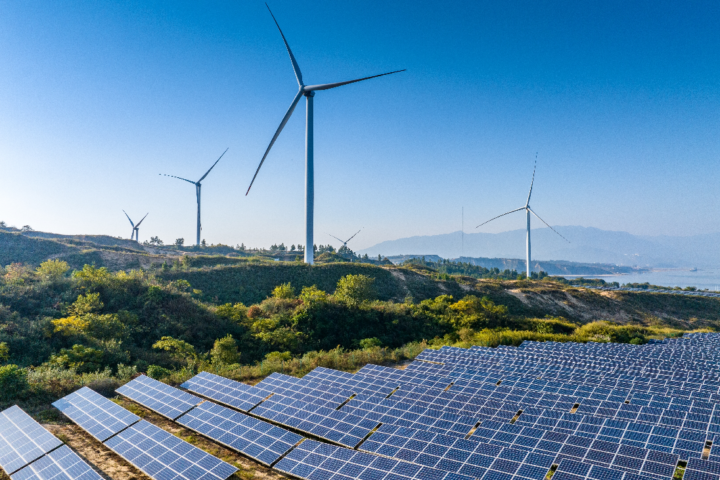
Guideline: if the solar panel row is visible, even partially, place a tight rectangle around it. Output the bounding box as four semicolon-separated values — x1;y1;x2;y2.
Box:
53;385;238;480
0;406;63;475
10;445;103;480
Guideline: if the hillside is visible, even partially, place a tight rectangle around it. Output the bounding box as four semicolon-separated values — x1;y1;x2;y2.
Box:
360;226;720;268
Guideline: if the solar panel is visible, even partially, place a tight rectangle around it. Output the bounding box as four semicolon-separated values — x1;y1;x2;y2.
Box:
360;423;555;480
251;395;380;448
0;406;63;475
553;458;657;480
180;371;269;412
116;375;201;420
10;445;103;480
103;420;238;480
52;387;140;442
177;401;302;466
274;439;476;480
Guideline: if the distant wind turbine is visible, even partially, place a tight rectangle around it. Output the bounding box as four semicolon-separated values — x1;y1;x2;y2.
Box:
160;148;228;246
329;229;362;249
246;4;405;265
476;158;569;277
123;210;148;242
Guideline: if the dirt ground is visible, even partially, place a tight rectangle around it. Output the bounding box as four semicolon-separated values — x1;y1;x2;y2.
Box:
3;398;290;480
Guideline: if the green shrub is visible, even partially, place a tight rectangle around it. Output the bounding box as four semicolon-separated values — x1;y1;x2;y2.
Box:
0;364;28;400
359;337;382;349
147;365;172;380
334;274;375;306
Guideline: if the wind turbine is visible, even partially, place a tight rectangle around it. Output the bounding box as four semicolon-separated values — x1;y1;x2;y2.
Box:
123;211;148;242
476;159;569;278
246;4;405;265
329;229;362;249
160;148;228;246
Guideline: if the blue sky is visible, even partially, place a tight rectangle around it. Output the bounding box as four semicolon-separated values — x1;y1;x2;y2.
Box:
1;0;718;250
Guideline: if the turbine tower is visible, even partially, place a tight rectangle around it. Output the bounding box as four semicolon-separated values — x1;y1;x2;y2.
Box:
329;229;362;249
246;4;404;265
123;211;148;242
476;159;569;277
161;148;228;246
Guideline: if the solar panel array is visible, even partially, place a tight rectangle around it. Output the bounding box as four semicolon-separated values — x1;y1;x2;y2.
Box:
116;374;201;420
10;445;103;480
52;387;140;442
0;406;63;475
274;439;475;480
53;386;238;480
37;333;720;480
177;401;302;466
104;420;238;480
251;394;380;448
180;371;269;412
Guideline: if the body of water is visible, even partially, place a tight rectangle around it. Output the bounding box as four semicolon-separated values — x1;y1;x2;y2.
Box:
565;269;720;290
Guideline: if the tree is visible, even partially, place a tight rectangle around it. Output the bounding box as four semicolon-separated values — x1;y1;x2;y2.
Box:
201;239;207;247
272;282;295;299
0;221;5;228
290;244;296;251
299;285;328;305
175;238;184;247
3;263;31;285
0;342;9;363
21;225;33;232
210;334;241;365
49;345;104;373
334;274;375;307
36;259;70;281
148;236;164;246
359;337;382;349
152;336;198;367
0;365;28;400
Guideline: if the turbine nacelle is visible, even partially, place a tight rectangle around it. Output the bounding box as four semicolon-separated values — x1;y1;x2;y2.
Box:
475;159;569;277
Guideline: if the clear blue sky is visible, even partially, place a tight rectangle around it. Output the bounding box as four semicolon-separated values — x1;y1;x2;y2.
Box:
1;0;718;250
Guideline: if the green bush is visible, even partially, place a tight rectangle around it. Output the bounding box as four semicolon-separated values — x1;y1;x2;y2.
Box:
147;365;172;380
0;364;28;400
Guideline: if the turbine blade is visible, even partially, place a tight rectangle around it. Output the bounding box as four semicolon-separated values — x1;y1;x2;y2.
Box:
266;3;303;87
328;234;345;243
526;155;537;206
198;147;228;183
246;89;303;195
304;69;406;92
135;213;149;228
528;207;570;243
160;174;196;185
345;229;361;243
475;207;525;229
122;210;134;227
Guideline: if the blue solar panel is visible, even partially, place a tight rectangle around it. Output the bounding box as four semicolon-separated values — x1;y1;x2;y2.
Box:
103;420;238;480
116;375;201;420
553;459;657;480
251;395;380;448
274;439;476;480
52;387;140;442
10;445;103;480
0;406;63;475
177;401;303;466
180;371;268;412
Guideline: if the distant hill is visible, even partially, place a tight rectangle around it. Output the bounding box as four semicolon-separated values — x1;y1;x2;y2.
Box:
360;226;720;269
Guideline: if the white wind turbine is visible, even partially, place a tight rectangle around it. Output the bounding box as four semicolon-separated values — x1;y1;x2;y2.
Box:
329;229;362;249
161;148;228;246
476;160;569;277
123;211;148;242
246;4;405;265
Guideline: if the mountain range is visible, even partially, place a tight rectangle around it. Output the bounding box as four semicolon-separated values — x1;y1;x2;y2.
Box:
359;226;720;268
